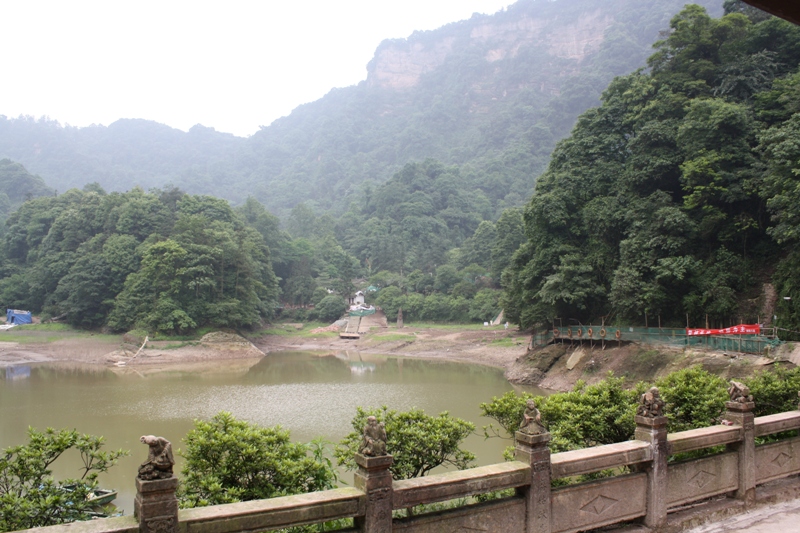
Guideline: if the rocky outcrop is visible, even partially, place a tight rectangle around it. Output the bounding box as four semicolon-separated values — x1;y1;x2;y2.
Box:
366;8;613;90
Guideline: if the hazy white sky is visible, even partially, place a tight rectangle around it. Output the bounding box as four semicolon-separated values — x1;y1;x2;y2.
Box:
1;1;511;137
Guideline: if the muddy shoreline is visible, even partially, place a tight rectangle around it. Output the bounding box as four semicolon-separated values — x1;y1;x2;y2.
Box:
0;325;531;376
1;324;790;392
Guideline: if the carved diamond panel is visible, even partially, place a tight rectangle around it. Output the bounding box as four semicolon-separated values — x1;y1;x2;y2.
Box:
580;495;619;515
687;470;715;489
552;473;646;533
772;451;792;467
667;452;738;508
756;437;800;484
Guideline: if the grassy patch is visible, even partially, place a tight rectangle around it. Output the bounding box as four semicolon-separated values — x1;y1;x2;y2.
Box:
372;333;416;343
18;323;72;332
0;324;119;344
252;322;335;338
402;321;500;331
489;336;519;347
148;326;217;341
148;341;199;350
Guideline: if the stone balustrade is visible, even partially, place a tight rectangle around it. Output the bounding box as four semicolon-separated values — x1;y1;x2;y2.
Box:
15;399;800;533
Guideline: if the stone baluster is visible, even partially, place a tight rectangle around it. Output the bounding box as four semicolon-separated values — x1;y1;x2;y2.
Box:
354;453;394;533
725;381;756;503
135;435;178;533
135;477;179;533
515;431;552;533
635;413;669;527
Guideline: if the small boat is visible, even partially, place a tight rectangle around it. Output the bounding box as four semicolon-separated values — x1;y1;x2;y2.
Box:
61;484;118;506
87;489;118;506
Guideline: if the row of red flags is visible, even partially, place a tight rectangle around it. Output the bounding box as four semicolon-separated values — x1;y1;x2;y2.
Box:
686;324;761;336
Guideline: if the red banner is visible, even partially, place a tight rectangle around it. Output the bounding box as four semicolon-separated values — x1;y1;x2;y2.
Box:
686;324;760;336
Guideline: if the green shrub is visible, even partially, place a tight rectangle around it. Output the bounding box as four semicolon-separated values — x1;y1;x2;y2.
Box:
314;295;347;323
179;412;337;508
335;406;475;480
0;428;128;532
655;367;728;432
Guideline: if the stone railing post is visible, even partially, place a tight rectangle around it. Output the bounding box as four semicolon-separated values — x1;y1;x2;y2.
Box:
134;477;179;533
725;399;756;502
635;414;669;528
515;431;551;533
354;453;394;533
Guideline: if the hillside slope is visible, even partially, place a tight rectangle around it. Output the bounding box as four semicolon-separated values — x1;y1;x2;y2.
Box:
0;0;720;216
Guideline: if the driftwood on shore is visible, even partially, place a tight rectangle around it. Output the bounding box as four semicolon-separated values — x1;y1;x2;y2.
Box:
115;336;148;366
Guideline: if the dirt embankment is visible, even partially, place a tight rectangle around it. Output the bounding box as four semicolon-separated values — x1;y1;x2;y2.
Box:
505;341;788;390
0;331;265;368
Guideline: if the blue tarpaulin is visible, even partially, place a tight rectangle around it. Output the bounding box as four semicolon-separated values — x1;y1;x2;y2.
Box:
6;309;32;325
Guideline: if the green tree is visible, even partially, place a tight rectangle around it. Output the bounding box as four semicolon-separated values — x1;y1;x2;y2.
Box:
655;368;729;431
469;289;501;322
491;207;526;282
335;407;475;480
745;365;800;416
433;264;460;294
179;412;337;508
0;428;127;532
374;286;404;319
315;295;347;323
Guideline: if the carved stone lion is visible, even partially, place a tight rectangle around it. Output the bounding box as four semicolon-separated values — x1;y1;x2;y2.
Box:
728;380;753;403
138;435;175;480
359;416;388;457
637;386;665;418
519;399;547;435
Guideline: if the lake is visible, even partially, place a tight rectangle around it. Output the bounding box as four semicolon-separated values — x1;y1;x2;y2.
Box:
0;350;545;514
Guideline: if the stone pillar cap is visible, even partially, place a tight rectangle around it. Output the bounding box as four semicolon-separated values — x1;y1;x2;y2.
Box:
135;476;178;493
355;453;394;470
635;415;668;428
726;401;756;411
515;431;551;446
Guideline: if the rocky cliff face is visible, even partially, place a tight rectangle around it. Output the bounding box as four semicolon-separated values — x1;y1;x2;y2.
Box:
366;7;614;90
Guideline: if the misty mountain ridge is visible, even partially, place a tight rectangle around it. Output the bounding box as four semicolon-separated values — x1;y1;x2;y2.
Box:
0;0;722;218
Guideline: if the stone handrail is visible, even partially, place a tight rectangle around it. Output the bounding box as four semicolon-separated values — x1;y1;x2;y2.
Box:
392;461;529;509
667;425;742;454
754;411;800;436
550;440;651;478
179;488;364;533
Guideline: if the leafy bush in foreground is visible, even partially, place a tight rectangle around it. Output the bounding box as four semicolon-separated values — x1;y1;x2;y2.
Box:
335;406;475;480
178;412;337;508
0;428;127;532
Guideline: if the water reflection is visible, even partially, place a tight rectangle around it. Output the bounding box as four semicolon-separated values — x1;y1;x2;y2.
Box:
5;365;30;380
0;351;548;515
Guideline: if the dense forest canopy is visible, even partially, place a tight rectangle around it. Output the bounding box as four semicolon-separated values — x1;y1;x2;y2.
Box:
0;186;279;332
0;159;54;221
502;3;800;332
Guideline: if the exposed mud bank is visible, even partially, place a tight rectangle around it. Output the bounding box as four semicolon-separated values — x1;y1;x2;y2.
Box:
505;341;788;391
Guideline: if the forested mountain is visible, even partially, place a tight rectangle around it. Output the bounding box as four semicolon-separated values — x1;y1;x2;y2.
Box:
0;160;54;221
0;0;720;218
8;0;800;335
502;3;800;332
0;187;279;332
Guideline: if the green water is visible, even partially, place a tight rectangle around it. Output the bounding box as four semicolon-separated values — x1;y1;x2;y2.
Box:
0;351;546;514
